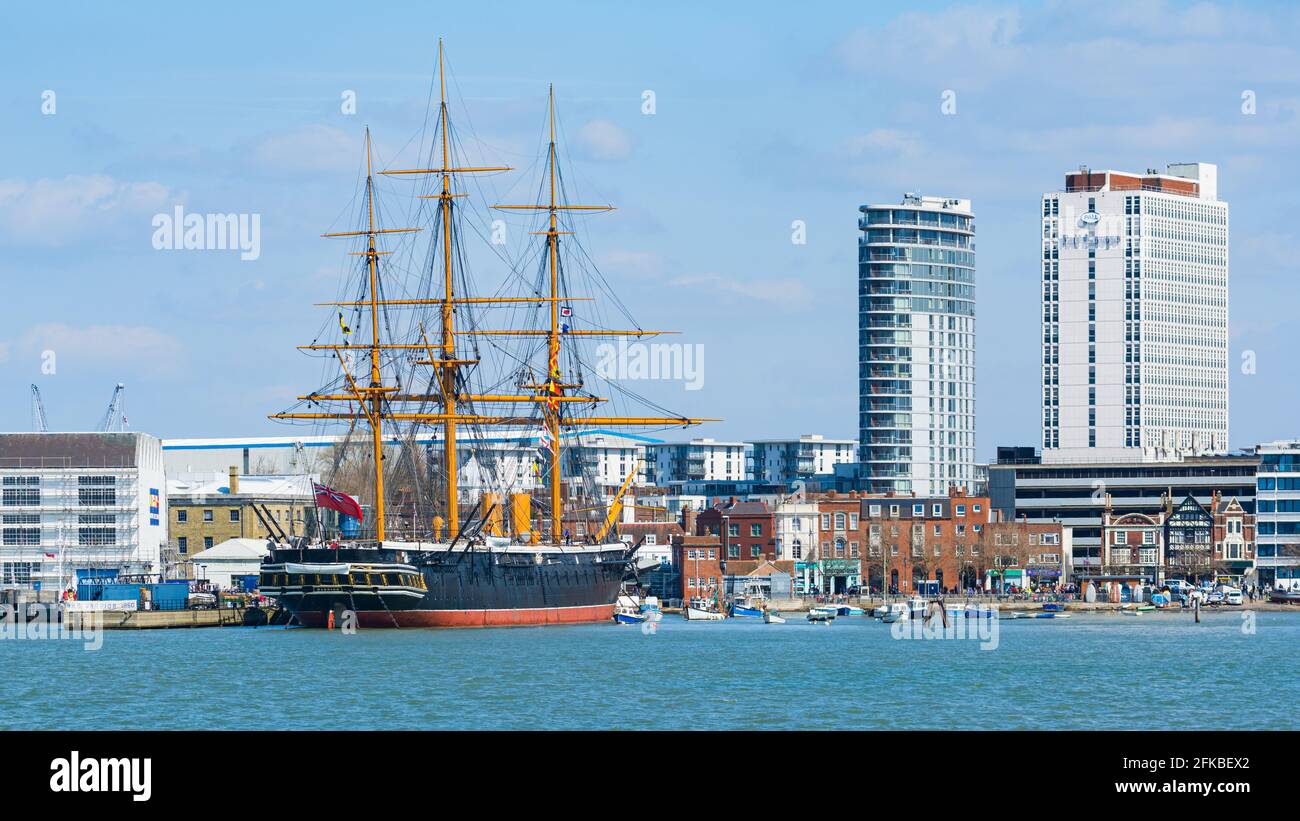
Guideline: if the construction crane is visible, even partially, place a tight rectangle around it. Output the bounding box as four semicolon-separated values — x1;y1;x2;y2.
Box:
97;383;127;432
30;384;49;432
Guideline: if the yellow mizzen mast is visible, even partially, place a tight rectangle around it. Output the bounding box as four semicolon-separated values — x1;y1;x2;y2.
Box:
273;49;716;545
492;85;715;540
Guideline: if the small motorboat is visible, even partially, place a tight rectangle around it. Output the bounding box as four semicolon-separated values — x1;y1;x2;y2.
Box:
876;602;908;622
684;606;726;621
999;610;1028;620
1041;602;1065;612
833;604;867;617
763;610;786;624
807;606;836;623
731;598;765;618
614;609;648;624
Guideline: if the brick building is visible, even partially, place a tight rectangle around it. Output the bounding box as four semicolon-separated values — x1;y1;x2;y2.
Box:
695;499;776;562
1212;496;1255;584
676;534;723;605
979;518;1069;592
856;487;991;594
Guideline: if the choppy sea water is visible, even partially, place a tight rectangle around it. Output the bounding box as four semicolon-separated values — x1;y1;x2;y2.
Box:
1;610;1295;730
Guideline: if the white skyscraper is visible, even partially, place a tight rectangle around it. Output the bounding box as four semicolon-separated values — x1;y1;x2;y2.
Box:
1041;163;1228;463
858;194;976;495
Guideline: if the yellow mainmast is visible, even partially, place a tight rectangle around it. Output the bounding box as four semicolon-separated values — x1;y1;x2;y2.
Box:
378;40;510;538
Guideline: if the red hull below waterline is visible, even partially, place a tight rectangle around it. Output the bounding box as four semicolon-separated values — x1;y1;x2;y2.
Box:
294;603;617;629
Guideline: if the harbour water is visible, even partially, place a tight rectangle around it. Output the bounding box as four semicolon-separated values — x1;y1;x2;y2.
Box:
2;611;1296;730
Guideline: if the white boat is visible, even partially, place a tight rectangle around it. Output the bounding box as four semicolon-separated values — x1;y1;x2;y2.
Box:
998;610;1028;620
807;606;836;623
763;611;786;624
684;606;726;621
876;602;909;622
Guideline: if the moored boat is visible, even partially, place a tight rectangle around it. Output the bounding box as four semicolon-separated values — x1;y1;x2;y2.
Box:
807;606;836;623
763;610;786;624
684;606;727;621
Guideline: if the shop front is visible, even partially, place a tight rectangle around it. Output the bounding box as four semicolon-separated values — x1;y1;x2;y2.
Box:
818;559;861;595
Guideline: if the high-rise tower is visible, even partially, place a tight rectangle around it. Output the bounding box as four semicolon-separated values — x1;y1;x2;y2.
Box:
858;194;976;495
1041;163;1227;462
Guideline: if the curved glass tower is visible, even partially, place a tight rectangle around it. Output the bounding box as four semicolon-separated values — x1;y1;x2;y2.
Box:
858;194;976;496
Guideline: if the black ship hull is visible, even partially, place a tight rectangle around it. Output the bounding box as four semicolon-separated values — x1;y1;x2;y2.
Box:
259;543;629;628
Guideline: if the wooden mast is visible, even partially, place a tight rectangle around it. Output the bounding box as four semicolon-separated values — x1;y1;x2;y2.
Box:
314;129;422;542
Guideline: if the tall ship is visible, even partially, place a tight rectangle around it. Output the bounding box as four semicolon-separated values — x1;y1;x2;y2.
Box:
258;43;712;627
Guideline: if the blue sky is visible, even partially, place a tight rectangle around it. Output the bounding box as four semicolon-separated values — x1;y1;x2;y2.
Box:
3;0;1300;458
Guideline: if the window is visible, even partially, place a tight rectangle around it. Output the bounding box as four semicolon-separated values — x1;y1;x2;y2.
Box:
230;509;241;523
849;542;859;558
204;536;214;549
750;523;761;537
177;537;188;554
750;544;761;558
791;539;802;560
932;504;942;516
2;476;40;507
821;514;831;530
955;505;965;516
708;549;716;559
973;504;982;514
177;509;188;523
644;534;657;545
913;504;924;516
727;545;739;559
77;475;116;506
933;524;941;537
869;505;881;517
834;512;846;530
1142;531;1155;545
1;562;40;584
848;513;859;529
204;510;214;523
1112;530;1125;545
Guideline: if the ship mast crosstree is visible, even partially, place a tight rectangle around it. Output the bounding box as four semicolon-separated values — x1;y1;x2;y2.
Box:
271;41;714;542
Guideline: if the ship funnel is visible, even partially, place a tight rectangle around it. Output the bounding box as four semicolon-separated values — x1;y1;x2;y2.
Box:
510;493;532;540
482;493;504;537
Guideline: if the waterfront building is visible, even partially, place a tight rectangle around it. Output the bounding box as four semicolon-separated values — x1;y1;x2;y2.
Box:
1041;163;1228;462
772;495;819;594
1212;495;1255;585
1096;499;1168;599
814;493;865;594
0;432;167;592
988;446;1256;577
189;537;269;589
721;559;795;600
647;438;745;486
748;435;857;484
695;499;776;562
676;534;723;605
858;193;976;496
1253;440;1300;587
856;487;991;594
981;517;1073;592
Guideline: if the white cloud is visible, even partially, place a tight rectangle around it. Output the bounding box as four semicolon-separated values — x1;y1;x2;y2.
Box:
246;124;364;175
596;249;663;279
576;119;633;162
670;272;810;308
11;323;185;375
0;174;172;245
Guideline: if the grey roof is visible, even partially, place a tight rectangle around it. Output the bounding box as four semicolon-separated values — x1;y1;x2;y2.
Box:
0;433;139;469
